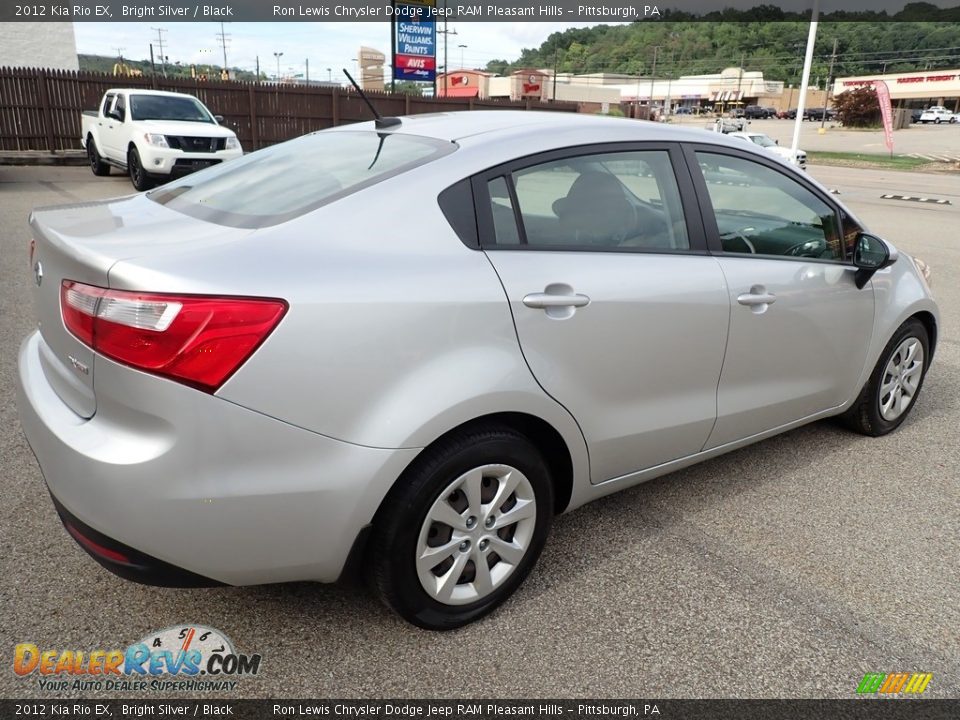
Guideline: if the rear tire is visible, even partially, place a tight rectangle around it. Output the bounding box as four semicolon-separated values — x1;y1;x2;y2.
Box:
87;137;110;176
841;319;929;437
128;147;153;191
368;425;553;630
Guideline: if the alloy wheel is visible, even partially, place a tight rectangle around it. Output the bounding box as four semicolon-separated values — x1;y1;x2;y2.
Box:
878;337;924;421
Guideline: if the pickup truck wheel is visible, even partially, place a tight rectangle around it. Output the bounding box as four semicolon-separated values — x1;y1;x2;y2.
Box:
935;118;942;124
87;138;110;176
128;148;153;191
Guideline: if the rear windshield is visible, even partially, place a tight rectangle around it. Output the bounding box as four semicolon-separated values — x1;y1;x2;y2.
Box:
130;95;214;123
149;131;454;228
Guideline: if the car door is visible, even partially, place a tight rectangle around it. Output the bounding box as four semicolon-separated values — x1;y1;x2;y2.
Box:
101;93;125;161
684;145;874;449
477;144;730;483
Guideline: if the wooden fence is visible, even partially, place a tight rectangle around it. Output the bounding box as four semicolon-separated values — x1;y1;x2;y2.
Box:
0;67;580;152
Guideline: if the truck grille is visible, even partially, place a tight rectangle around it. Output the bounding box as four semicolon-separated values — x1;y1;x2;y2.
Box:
164;136;226;153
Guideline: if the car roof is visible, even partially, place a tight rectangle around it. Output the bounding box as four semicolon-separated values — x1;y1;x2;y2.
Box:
331;110;755;148
106;88;201;98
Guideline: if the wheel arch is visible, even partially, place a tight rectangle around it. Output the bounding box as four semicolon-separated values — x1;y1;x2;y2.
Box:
910;310;938;364
389;412;576;517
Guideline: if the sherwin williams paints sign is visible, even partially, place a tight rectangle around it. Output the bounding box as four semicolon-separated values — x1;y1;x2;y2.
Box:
392;0;437;82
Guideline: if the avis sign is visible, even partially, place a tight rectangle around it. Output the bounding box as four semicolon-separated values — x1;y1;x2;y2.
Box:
393;0;437;83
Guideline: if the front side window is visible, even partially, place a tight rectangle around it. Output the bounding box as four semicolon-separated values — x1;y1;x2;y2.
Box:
149;131;454;228
695;152;843;260
487;150;690;251
129;94;214;123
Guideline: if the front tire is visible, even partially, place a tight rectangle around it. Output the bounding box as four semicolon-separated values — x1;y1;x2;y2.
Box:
87;137;110;176
368;425;554;630
841;319;929;436
128;147;153;191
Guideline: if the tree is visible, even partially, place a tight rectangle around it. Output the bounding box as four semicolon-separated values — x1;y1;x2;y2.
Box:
833;86;881;127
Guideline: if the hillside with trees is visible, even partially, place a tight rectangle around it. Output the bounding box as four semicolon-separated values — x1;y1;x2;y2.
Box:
487;6;960;85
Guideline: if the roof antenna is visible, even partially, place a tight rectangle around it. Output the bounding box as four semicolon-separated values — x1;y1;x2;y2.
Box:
343;68;402;130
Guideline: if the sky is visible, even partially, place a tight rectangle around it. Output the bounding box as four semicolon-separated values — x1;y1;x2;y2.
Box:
72;22;608;82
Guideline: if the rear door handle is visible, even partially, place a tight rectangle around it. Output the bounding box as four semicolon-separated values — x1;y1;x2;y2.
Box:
522;293;591;309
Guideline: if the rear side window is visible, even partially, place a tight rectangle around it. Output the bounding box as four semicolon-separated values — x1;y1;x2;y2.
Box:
149;131;454;228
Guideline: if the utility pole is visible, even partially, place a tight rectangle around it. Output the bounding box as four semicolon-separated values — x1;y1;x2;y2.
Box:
736;52;745;106
435;1;457;98
305;58;309;84
648;45;659;116
217;22;231;78
151;28;167;77
821;37;838;129
552;48;559;102
256;56;260;81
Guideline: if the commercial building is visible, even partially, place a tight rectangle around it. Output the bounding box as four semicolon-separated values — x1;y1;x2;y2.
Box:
834;69;960;112
0;23;78;71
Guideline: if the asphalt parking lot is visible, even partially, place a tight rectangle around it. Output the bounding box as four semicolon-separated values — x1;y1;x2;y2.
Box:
1;164;958;699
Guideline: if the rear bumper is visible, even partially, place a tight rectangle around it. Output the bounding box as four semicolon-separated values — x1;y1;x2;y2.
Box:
16;330;420;585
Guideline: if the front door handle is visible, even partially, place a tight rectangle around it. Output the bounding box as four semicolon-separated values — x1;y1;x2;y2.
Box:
737;285;776;313
522;285;590;319
522;293;590;309
737;292;776;306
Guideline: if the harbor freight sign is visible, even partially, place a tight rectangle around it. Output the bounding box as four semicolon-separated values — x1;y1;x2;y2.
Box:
392;0;437;83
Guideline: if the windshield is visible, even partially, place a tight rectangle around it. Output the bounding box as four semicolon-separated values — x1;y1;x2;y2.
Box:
130;95;214;123
750;135;777;148
149;131;454;228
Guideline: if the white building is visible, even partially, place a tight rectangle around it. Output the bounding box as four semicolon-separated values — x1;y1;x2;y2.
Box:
834;69;960;111
0;23;79;70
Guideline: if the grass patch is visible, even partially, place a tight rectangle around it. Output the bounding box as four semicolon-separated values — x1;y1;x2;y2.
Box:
807;151;937;170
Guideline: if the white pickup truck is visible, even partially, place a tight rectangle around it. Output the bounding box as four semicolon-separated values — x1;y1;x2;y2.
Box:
81;89;243;190
918;106;957;124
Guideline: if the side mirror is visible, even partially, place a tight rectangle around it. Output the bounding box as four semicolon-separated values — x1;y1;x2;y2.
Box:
214;114;224;123
853;233;897;289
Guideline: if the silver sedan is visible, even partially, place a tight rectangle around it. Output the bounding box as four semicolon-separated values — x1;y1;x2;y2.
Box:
17;111;938;629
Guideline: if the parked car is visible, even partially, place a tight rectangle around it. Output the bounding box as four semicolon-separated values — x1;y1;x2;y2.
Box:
762;106;779;118
81;88;243;191
744;105;769;119
780;108;799;119
727;131;807;170
910;108;924;123
804;107;837;121
674;106;694;115
918;106;957;124
707;116;749;133
18;111;938;629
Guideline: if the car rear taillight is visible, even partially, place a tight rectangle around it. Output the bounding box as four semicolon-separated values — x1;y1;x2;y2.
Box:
60;280;287;392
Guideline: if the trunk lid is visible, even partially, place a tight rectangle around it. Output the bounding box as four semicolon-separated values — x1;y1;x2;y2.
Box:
29;194;252;418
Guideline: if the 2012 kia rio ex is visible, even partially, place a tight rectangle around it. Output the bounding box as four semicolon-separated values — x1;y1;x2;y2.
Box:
17;111;939;629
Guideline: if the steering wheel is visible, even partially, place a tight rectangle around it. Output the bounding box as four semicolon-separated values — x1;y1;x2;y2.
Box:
720;230;756;254
783;238;828;258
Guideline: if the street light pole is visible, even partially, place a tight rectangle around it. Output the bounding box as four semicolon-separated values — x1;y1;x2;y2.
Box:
648;46;660;117
273;51;283;82
458;44;467;70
